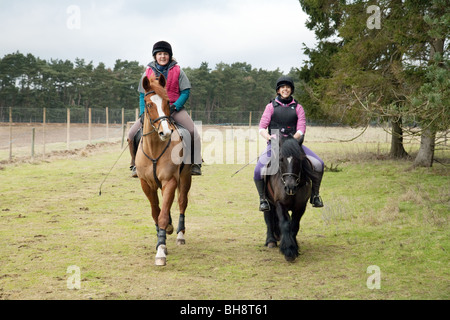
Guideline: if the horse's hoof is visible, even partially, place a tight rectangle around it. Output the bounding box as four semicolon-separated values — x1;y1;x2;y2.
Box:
176;232;185;245
155;245;167;266
155;257;166;266
284;255;296;262
166;224;174;235
267;242;277;248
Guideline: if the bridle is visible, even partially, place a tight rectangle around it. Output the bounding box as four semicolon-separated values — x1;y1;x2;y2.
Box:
279;157;303;196
142;90;173;137
280;171;301;188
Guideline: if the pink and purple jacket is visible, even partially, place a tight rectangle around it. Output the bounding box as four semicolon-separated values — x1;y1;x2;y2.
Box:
259;98;306;136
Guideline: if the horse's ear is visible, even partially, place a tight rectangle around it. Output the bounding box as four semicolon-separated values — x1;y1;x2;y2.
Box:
142;76;151;92
158;74;166;88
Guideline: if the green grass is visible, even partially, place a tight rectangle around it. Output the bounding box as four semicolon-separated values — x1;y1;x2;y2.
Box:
0;142;448;300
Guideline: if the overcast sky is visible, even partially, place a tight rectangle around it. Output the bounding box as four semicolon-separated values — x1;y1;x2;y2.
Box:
0;0;316;73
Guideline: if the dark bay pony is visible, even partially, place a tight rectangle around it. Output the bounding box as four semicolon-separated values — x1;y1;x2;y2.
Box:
135;75;192;266
264;135;311;262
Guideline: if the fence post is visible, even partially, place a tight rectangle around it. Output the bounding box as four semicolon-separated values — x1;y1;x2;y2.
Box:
249;111;252;128
88;107;92;144
31;127;35;160
121;108;125;148
43;107;46;157
106;107;109;142
67;108;70;149
9;107;12;161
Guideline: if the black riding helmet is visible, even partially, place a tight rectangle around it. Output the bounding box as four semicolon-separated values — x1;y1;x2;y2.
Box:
276;76;295;95
152;41;173;60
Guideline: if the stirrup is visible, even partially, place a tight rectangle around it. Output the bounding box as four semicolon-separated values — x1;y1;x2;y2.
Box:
191;164;202;176
311;194;323;208
130;166;138;178
259;199;270;211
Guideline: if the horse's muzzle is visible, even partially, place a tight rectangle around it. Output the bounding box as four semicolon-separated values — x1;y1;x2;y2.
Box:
281;173;300;196
284;185;298;196
159;129;173;141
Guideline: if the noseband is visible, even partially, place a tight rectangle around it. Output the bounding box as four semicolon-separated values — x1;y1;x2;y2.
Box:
281;172;301;187
143;90;173;136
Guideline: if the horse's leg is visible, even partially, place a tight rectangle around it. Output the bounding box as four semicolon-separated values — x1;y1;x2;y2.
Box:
155;228;167;266
291;202;307;238
166;214;174;235
140;179;160;231
176;165;192;245
159;177;177;230
140;178;167;265
154;177;177;266
160;187;174;235
264;209;277;248
275;202;299;262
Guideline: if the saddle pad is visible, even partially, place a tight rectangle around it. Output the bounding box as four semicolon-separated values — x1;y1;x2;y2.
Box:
174;123;190;163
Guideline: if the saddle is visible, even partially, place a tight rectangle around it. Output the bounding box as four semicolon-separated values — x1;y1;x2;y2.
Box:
133;119;191;165
172;122;191;164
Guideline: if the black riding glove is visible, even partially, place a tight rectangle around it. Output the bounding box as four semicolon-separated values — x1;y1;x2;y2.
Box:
169;104;177;115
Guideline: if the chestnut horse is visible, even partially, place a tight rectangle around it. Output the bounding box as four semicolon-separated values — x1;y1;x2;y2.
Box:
135;75;192;266
264;135;311;262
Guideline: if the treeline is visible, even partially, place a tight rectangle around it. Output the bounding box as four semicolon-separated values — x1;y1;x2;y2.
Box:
297;0;449;167
184;62;287;124
0;52;144;122
0;52;295;124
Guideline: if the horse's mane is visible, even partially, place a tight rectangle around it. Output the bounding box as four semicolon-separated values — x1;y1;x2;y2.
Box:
280;137;304;160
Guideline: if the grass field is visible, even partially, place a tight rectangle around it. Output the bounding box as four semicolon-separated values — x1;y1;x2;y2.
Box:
0;126;449;300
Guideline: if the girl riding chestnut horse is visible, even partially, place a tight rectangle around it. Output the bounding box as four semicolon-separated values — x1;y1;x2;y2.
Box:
128;41;202;177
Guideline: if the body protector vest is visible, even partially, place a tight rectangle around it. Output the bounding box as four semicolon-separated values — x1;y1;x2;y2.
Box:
268;99;298;135
145;64;181;104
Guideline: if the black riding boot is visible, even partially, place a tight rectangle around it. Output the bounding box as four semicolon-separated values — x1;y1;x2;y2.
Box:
254;179;270;211
127;138;138;178
304;160;324;208
190;140;202;176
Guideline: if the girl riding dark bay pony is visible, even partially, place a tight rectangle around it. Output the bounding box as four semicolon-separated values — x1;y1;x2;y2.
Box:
254;76;325;211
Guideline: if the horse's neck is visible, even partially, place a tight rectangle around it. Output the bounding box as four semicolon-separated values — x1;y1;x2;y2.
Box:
142;122;166;158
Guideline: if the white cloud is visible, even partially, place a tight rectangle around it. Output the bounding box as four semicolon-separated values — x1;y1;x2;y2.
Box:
0;0;316;72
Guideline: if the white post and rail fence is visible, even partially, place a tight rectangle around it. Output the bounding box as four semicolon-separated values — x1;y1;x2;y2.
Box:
3;107;139;162
1;107;260;162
